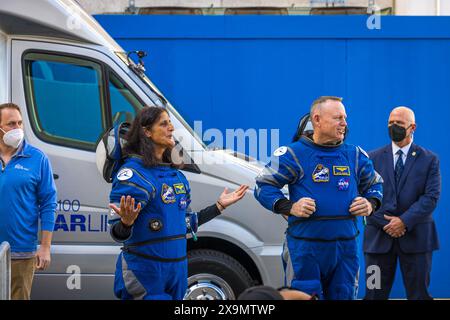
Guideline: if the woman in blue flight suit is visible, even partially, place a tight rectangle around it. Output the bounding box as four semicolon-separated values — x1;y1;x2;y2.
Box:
108;106;248;300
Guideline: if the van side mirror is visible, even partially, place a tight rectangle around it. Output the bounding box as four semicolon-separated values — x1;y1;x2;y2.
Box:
127;50;148;75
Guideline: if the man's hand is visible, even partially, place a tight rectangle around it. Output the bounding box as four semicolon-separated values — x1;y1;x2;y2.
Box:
383;215;406;238
109;195;142;227
349;197;372;216
36;245;51;271
36;231;53;270
290;197;316;218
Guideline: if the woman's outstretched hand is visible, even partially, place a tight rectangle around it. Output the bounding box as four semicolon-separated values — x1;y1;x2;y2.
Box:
217;185;249;210
109;195;142;227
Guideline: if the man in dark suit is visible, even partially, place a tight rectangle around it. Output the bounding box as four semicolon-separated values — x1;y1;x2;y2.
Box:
364;106;441;300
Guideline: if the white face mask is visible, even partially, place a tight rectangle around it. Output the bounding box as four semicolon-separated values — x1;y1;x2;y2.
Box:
0;128;24;149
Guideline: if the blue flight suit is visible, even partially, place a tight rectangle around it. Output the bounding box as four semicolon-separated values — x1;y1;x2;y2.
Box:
254;136;383;300
109;155;194;300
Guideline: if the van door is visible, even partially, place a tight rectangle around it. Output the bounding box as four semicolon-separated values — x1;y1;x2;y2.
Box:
11;39;153;299
0;31;6;102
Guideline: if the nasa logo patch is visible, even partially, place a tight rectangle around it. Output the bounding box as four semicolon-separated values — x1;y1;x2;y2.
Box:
179;196;188;210
337;178;350;191
312;164;329;182
117;168;133;181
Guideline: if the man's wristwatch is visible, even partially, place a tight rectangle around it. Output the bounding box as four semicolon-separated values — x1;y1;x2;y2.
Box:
367;198;378;215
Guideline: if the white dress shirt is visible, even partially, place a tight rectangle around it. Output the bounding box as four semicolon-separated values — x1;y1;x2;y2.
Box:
392;141;412;168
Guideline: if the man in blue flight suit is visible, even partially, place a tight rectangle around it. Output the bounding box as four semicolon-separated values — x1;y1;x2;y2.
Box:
254;96;383;300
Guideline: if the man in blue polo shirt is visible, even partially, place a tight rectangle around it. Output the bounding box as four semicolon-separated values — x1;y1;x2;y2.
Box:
0;103;57;300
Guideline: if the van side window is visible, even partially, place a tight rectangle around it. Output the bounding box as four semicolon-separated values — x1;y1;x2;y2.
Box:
108;71;143;124
23;53;106;150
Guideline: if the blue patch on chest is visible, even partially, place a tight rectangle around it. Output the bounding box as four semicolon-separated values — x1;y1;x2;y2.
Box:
161;183;176;204
312;164;330;182
337;178;350;191
179;196;188;210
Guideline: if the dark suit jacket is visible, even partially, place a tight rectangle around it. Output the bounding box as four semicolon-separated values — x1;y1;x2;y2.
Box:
363;143;441;254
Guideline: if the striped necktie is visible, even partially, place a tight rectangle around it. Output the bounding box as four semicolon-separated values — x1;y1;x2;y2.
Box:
395;149;404;185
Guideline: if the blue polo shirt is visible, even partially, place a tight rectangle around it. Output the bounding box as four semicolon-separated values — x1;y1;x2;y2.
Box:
0;140;57;253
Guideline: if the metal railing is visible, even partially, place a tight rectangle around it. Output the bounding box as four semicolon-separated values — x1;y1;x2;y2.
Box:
0;242;11;300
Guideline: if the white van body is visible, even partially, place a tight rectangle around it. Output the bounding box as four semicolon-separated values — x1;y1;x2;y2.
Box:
0;0;286;299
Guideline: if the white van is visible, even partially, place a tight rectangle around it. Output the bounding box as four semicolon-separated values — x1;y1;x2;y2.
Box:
0;0;287;299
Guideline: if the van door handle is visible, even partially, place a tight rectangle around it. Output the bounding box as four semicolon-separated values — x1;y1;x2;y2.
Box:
53;174;59;180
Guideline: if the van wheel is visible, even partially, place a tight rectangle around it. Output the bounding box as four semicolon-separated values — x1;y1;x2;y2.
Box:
185;249;254;300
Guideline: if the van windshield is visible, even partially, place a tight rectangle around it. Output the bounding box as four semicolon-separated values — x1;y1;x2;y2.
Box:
115;52;206;150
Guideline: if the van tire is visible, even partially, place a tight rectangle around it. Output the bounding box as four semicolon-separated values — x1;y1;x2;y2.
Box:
186;249;254;300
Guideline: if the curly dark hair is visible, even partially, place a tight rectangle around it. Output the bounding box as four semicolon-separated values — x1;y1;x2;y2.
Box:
123;106;180;168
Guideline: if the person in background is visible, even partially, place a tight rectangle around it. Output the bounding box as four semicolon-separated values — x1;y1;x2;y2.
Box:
364;106;441;300
0;103;57;300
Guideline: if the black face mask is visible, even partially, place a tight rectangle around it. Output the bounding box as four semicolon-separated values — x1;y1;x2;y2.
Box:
388;124;411;142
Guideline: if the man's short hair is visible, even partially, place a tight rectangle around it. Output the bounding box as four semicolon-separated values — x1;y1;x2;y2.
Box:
310;96;343;116
0;103;21;123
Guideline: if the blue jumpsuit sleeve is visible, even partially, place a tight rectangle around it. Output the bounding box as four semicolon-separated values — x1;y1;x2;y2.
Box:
254;146;303;212
356;146;383;207
108;167;155;226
